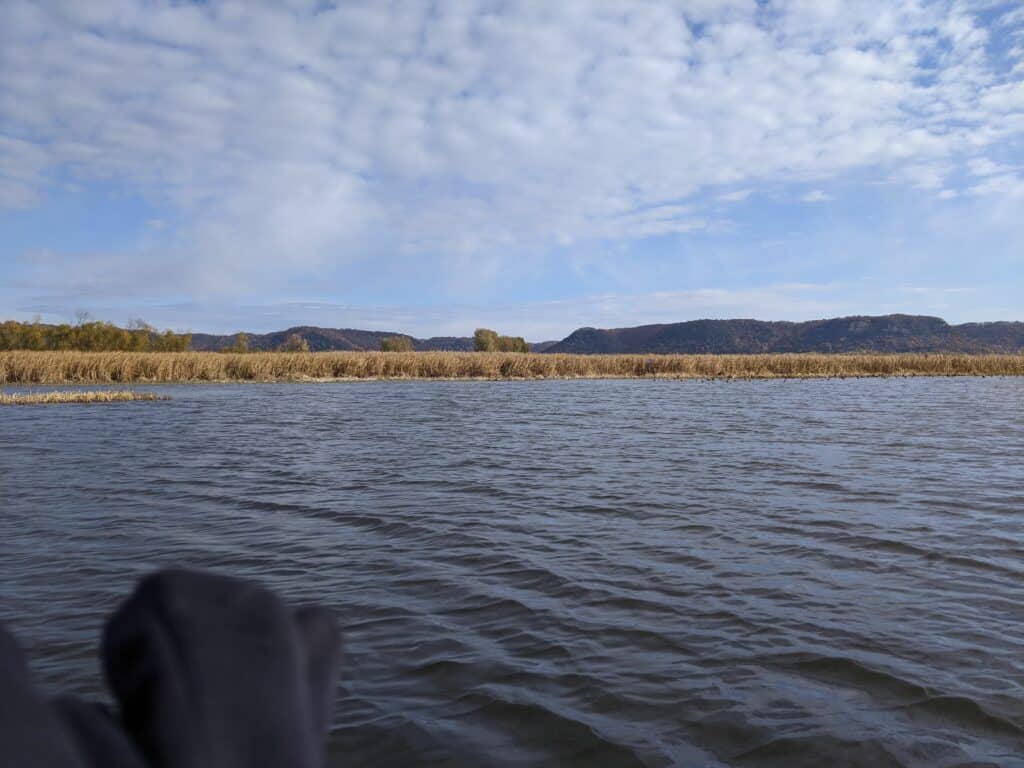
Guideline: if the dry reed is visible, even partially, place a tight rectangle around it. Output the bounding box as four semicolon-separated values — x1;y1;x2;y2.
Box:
0;351;1021;385
0;389;168;405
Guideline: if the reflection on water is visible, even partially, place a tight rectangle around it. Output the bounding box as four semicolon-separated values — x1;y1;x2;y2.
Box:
1;378;1023;767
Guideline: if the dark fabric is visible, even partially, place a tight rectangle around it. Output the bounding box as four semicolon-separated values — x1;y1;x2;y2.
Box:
0;570;341;768
0;626;85;768
52;699;148;768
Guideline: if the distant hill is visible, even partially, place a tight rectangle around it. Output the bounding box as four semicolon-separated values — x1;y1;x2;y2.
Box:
190;326;561;352
190;326;476;352
129;315;1024;355
530;340;561;353
544;315;1024;354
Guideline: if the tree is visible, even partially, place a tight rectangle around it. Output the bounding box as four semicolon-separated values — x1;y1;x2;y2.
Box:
473;328;499;351
474;328;528;352
153;330;192;352
282;333;310;352
0;319;191;351
496;335;529;353
381;336;413;352
226;332;250;353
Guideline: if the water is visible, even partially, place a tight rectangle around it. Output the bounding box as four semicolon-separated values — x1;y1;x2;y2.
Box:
1;378;1023;767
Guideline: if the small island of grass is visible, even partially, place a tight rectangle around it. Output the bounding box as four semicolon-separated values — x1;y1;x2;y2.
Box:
0;390;169;406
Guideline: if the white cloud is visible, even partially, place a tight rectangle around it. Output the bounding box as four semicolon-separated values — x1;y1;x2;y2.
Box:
0;0;1022;297
802;190;834;203
894;162;953;190
968;157;1002;177
1000;6;1024;28
718;188;754;203
967;173;1024;197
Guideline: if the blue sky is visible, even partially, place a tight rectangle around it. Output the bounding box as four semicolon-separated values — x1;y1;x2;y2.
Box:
1;0;1022;339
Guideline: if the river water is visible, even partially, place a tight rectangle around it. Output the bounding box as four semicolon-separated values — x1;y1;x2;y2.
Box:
1;378;1022;766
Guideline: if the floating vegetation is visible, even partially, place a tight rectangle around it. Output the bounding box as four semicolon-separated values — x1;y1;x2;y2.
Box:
0;390;168;405
0;351;1021;385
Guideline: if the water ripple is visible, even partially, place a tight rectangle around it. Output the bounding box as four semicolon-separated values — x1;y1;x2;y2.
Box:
1;377;1023;766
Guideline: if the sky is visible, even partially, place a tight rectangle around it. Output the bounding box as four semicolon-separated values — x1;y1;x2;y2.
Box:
1;0;1022;340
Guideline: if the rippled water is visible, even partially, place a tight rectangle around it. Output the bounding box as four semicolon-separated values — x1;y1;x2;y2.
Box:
1;378;1023;767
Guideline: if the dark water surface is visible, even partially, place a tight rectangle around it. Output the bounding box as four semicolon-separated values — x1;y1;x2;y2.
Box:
2;378;1023;767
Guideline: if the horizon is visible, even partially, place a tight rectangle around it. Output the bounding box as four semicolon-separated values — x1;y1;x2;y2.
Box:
4;310;1019;346
2;2;1023;338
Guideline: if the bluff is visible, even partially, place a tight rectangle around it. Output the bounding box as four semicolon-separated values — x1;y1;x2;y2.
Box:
544;315;1024;354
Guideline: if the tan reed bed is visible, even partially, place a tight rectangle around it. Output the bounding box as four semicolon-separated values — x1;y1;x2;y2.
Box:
0;389;168;405
0;351;1021;385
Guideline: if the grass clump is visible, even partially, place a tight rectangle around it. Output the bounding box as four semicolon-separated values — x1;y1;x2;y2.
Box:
0;390;169;405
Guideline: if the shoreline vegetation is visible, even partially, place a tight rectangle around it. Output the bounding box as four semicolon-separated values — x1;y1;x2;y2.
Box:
0;390;168;405
1;319;191;352
1;351;1022;385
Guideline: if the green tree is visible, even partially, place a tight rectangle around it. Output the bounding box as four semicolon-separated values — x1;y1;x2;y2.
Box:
153;329;192;352
473;328;499;351
0;318;193;352
381;336;413;352
474;328;528;352
496;335;529;353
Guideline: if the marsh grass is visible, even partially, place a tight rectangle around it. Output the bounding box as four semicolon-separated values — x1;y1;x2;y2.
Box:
0;389;168;405
1;351;1021;385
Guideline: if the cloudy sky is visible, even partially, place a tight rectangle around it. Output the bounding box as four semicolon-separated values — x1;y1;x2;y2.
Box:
1;0;1022;339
